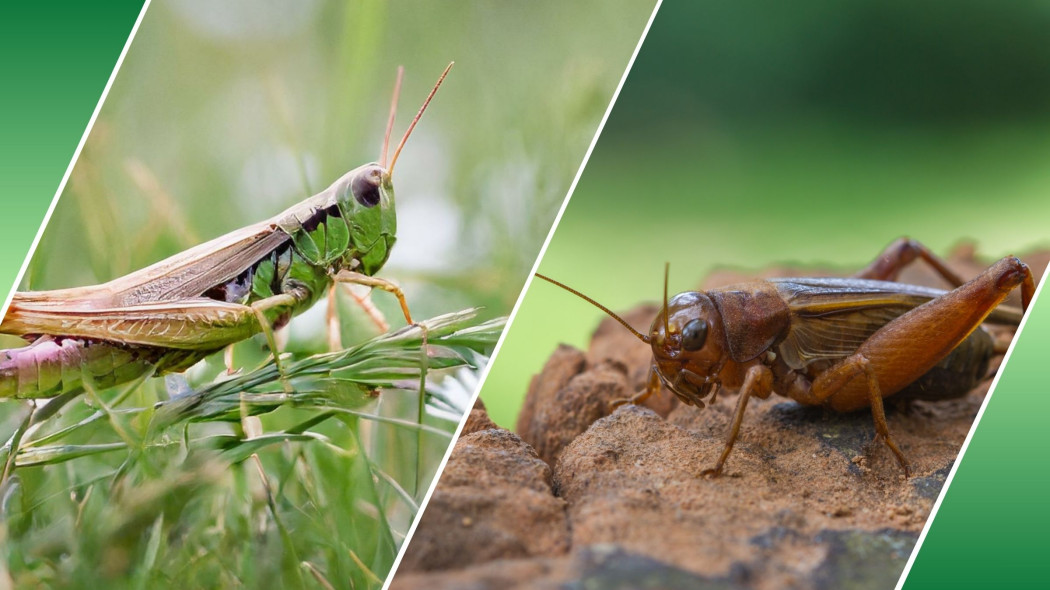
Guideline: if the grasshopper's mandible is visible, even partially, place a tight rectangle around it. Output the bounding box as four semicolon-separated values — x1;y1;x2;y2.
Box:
0;63;454;399
537;238;1034;478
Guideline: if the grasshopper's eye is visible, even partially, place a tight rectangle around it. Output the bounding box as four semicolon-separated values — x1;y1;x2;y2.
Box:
351;168;383;207
682;318;708;351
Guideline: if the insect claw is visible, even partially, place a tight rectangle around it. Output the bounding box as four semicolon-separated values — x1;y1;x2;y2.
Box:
699;465;724;478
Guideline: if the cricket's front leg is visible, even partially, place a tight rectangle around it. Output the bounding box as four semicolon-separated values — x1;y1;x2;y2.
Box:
611;365;662;409
700;362;773;478
794;256;1033;475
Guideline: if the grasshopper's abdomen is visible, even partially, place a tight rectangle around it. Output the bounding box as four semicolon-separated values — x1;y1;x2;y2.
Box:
0;337;207;399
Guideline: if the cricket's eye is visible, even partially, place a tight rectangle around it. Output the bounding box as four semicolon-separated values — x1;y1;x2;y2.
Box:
351;168;382;207
682;318;708;351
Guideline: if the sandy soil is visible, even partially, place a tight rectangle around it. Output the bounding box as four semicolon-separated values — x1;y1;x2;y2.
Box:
392;245;1047;590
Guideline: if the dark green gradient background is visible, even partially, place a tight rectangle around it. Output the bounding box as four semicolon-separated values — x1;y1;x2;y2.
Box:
0;2;143;299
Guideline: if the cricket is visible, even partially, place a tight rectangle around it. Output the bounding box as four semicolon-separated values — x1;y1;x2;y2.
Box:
535;238;1034;477
0;63;454;400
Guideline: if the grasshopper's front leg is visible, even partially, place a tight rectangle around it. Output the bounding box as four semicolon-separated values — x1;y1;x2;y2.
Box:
334;270;414;325
325;283;391;352
333;270;431;393
247;286;315;389
787;256;1033;476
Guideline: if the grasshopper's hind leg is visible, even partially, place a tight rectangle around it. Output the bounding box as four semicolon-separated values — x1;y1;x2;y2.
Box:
855;237;965;287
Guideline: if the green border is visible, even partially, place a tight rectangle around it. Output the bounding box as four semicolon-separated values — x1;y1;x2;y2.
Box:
0;1;144;300
901;265;1050;588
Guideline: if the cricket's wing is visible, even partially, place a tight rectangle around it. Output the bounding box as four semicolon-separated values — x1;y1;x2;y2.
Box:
1;298;261;350
770;277;1020;371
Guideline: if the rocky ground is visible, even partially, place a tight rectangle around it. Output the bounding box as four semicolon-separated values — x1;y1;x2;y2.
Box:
391;245;1047;590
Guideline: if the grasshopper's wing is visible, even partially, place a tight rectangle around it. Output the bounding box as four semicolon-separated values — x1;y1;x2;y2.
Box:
2;298;262;350
10;221;289;310
772;278;944;370
107;221;291;304
2;221;291;339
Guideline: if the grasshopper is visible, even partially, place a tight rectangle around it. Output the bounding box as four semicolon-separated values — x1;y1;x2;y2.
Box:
0;63;453;399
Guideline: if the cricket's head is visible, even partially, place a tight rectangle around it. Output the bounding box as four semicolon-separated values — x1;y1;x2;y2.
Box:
648;290;729;408
534;267;729;409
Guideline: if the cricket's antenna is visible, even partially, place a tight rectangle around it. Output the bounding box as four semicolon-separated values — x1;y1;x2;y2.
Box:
663;262;671;336
387;61;454;180
380;66;405;168
535;273;651;344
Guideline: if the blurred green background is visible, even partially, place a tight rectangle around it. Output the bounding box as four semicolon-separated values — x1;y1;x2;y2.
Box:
25;0;656;325
0;1;656;588
482;0;1050;428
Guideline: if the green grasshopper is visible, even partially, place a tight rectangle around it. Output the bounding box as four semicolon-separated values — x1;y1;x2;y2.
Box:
0;63;453;399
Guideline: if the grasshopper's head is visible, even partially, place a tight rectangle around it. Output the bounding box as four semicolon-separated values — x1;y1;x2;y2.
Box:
338;62;453;276
648;291;730;408
335;163;396;275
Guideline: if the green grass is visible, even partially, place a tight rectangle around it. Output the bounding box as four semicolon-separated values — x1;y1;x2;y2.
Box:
0;310;502;589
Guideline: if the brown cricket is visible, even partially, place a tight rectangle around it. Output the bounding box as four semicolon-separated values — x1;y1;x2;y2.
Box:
536;238;1034;477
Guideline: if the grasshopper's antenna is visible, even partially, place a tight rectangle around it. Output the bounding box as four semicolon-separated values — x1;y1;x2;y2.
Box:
535;273;651;344
663;262;671;336
387;61;454;180
380;66;405;168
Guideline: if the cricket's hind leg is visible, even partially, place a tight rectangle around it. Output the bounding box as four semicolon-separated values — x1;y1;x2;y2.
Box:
797;256;1033;476
854;237;966;287
893;327;995;403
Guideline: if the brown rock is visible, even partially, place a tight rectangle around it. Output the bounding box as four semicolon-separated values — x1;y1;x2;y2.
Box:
517;344;586;435
397;429;570;572
462;403;499;435
518;362;630;465
552;404;932;585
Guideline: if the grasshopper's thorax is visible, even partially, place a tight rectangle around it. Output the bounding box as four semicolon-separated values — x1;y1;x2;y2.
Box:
277;163;397;276
649;291;730;407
